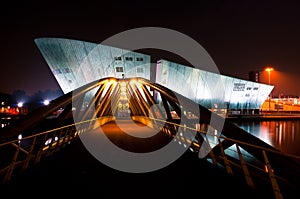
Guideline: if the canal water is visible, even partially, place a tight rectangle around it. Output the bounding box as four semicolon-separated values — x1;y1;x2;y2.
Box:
233;119;300;156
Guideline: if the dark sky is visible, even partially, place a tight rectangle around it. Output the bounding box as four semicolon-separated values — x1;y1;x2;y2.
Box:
0;0;300;97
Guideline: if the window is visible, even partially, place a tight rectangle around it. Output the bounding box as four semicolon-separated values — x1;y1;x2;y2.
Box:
246;87;252;90
116;67;124;72
53;68;62;75
253;87;258;90
233;83;245;91
136;57;143;61
64;68;71;73
114;56;122;61
137;68;143;73
125;57;133;61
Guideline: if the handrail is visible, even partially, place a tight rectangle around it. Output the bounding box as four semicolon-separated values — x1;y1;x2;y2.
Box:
0;115;299;198
149;116;300;161
0;116;110;184
147;116;300;198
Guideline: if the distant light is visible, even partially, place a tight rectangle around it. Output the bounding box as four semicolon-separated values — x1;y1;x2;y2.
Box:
17;102;23;108
43;100;50;106
265;67;274;72
18;134;22;143
45;138;52;145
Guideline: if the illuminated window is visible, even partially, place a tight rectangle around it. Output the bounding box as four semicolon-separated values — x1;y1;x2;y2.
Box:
116;67;124;72
233;83;245;91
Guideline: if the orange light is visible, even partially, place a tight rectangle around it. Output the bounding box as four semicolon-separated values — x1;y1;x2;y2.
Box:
264;66;275;85
264;165;274;173
265;67;274;72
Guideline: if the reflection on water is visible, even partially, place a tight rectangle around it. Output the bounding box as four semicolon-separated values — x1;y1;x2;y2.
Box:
233;120;300;156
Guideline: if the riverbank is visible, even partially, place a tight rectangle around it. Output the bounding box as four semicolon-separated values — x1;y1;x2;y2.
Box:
226;112;300;121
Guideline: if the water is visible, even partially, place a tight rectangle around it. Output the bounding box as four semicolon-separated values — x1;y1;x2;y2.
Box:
233;120;300;156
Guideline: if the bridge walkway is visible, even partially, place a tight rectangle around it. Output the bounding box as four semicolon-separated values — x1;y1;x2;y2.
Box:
0;120;262;199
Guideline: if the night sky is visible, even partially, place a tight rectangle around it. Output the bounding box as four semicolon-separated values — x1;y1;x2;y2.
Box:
1;0;300;97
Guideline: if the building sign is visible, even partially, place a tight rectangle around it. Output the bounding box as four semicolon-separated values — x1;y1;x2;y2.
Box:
233;83;245;91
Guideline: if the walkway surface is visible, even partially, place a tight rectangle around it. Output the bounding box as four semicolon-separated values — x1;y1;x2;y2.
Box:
0;120;290;199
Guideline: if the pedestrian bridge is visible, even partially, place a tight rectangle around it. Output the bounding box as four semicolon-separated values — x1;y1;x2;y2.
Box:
0;77;299;199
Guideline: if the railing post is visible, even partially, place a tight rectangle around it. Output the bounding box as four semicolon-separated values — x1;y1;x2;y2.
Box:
54;129;64;152
65;127;73;144
21;136;37;172
218;138;233;175
262;150;283;199
198;133;217;165
236;143;255;189
45;134;55;157
3;141;21;183
34;134;48;165
60;127;70;148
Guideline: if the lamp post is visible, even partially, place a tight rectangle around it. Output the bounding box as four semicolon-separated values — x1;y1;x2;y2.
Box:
17;102;23;118
265;67;274;111
265;67;273;85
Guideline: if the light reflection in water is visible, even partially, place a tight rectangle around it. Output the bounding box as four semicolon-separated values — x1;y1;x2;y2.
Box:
279;123;282;145
233;120;300;156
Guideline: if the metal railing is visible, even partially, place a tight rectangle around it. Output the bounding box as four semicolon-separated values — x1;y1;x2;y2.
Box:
0;117;101;184
148;117;300;199
1;115;299;199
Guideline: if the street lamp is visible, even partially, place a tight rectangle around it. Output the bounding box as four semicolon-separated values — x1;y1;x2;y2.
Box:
265;67;274;85
43;99;50;106
265;67;274;112
17;102;23;116
17;102;23;108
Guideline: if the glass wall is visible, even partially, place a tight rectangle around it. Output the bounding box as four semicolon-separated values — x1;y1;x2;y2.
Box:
35;38;151;94
155;59;273;111
35;38;273;114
